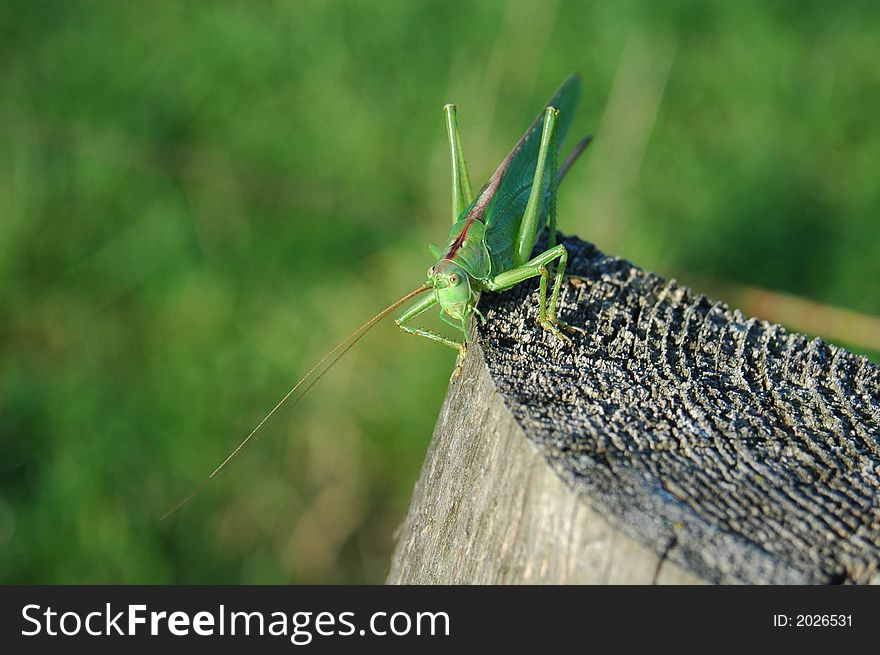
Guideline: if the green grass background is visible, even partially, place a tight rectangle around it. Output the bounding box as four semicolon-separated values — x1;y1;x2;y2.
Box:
1;0;878;583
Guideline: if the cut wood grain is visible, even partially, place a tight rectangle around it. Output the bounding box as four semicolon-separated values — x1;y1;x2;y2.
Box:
387;235;880;584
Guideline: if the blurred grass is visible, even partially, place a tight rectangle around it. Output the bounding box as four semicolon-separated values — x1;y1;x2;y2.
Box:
1;0;878;583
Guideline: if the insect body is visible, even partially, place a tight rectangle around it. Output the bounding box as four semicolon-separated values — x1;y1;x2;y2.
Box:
396;73;591;364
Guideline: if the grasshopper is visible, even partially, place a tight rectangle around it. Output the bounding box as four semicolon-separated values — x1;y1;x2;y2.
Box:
162;74;590;518
397;73;591;368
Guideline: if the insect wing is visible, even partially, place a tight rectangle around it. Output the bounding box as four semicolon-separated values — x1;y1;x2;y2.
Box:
485;73;581;230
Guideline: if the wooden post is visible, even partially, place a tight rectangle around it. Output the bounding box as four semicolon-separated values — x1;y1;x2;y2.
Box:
387;235;880;584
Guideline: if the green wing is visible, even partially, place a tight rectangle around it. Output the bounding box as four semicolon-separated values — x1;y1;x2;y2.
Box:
475;74;581;271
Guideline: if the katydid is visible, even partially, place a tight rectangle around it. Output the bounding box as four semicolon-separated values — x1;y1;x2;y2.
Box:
162;74;591;519
397;72;590;366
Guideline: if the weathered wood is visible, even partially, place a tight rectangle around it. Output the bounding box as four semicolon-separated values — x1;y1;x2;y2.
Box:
388;234;880;584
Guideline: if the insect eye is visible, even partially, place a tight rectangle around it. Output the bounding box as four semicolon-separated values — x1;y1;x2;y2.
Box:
449;273;460;286
427;266;435;278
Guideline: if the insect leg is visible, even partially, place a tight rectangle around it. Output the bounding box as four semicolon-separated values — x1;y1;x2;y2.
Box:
514;107;559;266
444;103;474;221
546;108;560;251
438;311;472;379
396;292;466;355
485;244;582;341
440;311;469;337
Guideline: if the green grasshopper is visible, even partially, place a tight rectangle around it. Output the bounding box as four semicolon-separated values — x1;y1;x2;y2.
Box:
397;72;590;365
162;74;590;518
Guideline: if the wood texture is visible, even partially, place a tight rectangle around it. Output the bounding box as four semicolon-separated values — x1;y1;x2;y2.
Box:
388;235;880;584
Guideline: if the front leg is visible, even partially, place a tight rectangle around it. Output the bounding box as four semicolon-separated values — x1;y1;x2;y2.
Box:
485;244;583;342
396;292;465;352
440;311;470;378
396;292;468;377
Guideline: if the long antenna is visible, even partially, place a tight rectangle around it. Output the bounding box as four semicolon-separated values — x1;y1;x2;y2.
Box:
160;285;430;520
558;135;593;184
